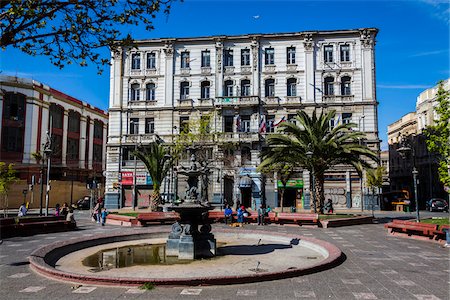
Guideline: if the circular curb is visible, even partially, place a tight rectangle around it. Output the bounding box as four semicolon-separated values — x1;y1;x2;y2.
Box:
29;228;343;287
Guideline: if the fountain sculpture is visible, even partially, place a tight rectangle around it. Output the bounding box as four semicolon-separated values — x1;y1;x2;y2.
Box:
166;154;216;260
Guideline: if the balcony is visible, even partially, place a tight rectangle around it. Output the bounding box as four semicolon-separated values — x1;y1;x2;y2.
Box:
263;65;276;73
197;98;214;108
122;134;158;145
263;97;280;106
145;68;157;76
339;61;353;69
180;68;191;75
322;95;354;103
284;96;302;106
217;131;260;143
241;66;252;74
178;98;193;108
130;69;142;76
224;66;235;75
127;100;158;109
286;64;297;72
216;96;260;107
201;67;211;75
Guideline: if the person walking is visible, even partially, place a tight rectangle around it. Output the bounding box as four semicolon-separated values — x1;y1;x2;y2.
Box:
93;200;101;223
101;207;109;226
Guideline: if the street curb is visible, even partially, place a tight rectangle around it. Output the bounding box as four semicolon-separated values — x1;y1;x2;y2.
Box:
29;228;343;287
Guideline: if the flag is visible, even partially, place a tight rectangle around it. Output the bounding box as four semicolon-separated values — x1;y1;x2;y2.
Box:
273;116;286;127
259;115;266;133
236;115;241;132
335;114;341;126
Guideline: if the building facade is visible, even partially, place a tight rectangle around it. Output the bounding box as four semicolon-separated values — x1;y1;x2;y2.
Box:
105;28;380;210
387;79;449;208
0;75;108;208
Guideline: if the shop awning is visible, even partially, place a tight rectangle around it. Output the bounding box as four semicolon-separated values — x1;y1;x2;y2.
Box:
239;176;253;188
277;179;303;188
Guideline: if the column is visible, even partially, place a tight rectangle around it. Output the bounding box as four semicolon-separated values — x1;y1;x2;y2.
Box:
215;39;223;97
79;116;87;169
250;37;260;96
102;124;107;170
360;29;375;101
22;99;39;163
346;170;352;208
110;48;124;108
163;42;174;107
303;33;316;103
88;119;94;169
61;110;68;167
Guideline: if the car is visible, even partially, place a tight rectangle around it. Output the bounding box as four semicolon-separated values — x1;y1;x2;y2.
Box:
426;198;449;212
76;196;92;210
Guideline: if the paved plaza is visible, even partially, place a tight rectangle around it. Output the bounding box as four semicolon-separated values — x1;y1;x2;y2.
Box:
0;211;449;300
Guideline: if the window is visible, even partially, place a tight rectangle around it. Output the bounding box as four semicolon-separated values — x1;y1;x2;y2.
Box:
130;83;140;101
180;82;189;99
146;83;156;101
201;81;210;99
145;118;155;134
324;77;334;95
68;111;80;133
3;93;26;121
241;146;251;164
201;50;210;67
241;115;251;133
265;79;275;97
224;80;233;97
340;44;350;62
324;45;333;63
67;138;79;161
241;49;250;66
287;78;297;96
287;47;296;64
224;116;234;132
181;51;190;68
265;48;274;65
180;116;189;133
146;52;156;69
94;120;103;139
1;127;24;152
130;118;139;134
241;80;251;96
51;134;62;158
200;115;211;133
341;76;351;96
267;115;275;133
131;53;141;70
288;114;297;122
224;49;233;66
93;144;103;164
342;113;352;124
49;104;63;129
329;118;336;130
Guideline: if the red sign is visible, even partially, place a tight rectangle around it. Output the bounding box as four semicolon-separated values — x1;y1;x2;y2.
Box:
121;172;133;185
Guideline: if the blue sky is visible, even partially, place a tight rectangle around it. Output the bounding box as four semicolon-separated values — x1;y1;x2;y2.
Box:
2;0;449;150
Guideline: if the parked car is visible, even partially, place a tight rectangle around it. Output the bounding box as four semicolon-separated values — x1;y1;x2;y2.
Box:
426;198;449;212
76;196;91;210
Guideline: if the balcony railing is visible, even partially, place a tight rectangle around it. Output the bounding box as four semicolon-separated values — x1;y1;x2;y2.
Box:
216;96;260;106
224;66;235;74
322;95;354;103
122;134;159;144
197;98;214;107
201;67;211;75
178;98;193;107
264;65;276;73
127;100;158;109
180;68;191;75
145;68;157;76
240;66;252;74
263;97;280;106
217;131;260;143
284;96;302;105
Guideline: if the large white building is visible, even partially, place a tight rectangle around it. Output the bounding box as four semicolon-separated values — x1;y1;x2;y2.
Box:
105;28;380;211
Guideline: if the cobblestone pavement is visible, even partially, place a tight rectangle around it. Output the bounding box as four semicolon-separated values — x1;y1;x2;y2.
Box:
0;210;449;300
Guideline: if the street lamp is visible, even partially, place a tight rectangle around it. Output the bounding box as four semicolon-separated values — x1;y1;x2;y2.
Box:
306;148;316;213
397;135;420;222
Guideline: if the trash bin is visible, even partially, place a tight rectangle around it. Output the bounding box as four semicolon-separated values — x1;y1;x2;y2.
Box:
290;206;296;213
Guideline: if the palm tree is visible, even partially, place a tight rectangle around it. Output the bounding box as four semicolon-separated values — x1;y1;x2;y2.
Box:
258;162;294;212
133;142;173;210
260;110;378;213
366;166;385;215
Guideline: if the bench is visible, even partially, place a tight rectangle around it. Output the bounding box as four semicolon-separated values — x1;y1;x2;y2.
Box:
385;220;438;236
275;213;319;225
432;224;450;241
207;211;236;223
137;212;180;225
1;217;76;238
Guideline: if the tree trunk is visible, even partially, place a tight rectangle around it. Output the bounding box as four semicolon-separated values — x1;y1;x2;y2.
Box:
150;186;160;211
315;173;325;214
280;188;285;213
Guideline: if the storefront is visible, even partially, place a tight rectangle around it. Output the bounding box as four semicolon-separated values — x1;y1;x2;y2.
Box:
277;179;304;210
121;171;153;208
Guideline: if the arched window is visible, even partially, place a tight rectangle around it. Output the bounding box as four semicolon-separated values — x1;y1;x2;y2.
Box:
201;81;210;99
224;80;233;97
241;79;250;96
341;76;351;96
180;82;190;100
146;83;156;101
265;78;275;97
130;83;140;101
287;78;297;96
324;77;334;95
49;103;64;129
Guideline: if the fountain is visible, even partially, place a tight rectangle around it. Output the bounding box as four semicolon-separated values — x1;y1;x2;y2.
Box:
165;153;216;260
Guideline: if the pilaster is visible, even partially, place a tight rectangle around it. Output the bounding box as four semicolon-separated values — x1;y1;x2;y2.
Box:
79;116;87;169
303;33;316;103
61;110;69;167
88;119;94;169
215;39;224;97
163;41;174;107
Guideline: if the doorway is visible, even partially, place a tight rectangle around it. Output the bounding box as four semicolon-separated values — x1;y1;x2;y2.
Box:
223;177;234;206
240;187;252;208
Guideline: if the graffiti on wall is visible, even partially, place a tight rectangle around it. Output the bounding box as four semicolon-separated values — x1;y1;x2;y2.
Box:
324;188;347;207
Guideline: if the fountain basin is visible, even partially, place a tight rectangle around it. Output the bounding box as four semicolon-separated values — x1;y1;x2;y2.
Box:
29;228;343;286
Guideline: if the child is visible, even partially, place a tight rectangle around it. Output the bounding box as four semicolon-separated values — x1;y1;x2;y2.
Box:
101;207;108;226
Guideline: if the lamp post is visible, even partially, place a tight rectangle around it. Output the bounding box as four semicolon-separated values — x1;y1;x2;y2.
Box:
306;149;316;213
44;130;52;216
397;135;420;222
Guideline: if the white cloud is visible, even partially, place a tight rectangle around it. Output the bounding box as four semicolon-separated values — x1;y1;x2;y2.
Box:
409;49;448;57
